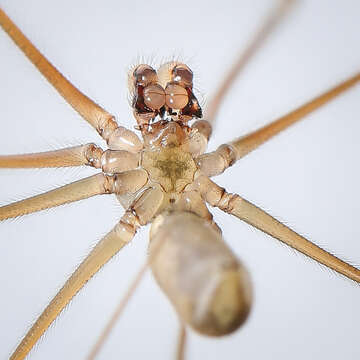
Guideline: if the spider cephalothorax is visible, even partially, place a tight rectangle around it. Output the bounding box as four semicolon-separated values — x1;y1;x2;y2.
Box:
129;63;209;194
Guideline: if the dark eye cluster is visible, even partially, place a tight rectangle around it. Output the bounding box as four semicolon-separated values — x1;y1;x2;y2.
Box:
131;63;202;127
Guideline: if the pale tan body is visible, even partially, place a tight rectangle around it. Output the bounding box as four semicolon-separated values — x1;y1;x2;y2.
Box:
0;2;360;360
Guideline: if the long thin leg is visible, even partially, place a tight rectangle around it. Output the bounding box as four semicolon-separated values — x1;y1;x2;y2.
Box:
0;144;103;168
0;173;113;220
10;185;164;360
197;176;360;283
0;8;118;140
87;189;166;359
197;72;360;177
176;323;187;360
204;0;295;127
87;259;150;360
10;217;138;360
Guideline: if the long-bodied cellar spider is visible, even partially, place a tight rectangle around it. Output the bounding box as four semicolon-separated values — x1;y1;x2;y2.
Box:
1;1;359;359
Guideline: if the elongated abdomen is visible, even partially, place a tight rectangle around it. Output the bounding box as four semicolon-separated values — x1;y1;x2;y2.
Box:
149;211;252;336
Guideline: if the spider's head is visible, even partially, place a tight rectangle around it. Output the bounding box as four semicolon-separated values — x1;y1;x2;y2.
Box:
129;62;202;128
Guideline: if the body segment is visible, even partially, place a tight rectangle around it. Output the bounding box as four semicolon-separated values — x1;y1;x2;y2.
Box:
149;212;252;336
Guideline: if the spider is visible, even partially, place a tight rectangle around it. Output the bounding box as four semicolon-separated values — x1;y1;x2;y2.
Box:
0;1;359;360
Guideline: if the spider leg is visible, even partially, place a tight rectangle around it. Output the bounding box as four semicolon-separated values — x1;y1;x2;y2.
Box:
197;72;360;177
0;173;113;220
0;167;149;220
87;258;150;360
176;323;187;360
86;186;165;359
197;176;360;283
204;0;295;129
10;215;139;360
0;8;132;144
0;143;103;168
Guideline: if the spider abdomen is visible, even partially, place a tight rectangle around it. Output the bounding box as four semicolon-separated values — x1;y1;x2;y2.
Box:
149;211;252;336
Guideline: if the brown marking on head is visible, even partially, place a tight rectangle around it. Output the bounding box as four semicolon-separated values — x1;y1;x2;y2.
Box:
130;64;165;126
133;61;203;124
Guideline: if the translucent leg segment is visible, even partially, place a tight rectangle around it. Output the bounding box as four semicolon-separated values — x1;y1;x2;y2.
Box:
87;258;149;360
0;7;117;139
197;176;360;283
10;218;137;360
176;324;187;360
0;173;113;220
204;0;295;128
0;144;103;168
197;72;360;177
87;187;165;359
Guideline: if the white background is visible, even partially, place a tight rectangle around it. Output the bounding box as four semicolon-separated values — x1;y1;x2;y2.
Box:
0;1;359;359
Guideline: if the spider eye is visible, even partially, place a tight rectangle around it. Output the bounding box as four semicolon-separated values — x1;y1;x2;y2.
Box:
143;84;165;110
165;83;189;110
172;64;193;87
133;64;157;87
